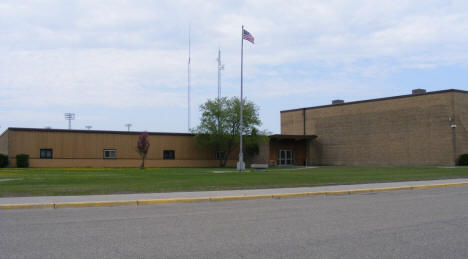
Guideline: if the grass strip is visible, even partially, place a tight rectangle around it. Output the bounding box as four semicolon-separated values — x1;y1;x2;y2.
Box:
0;166;467;197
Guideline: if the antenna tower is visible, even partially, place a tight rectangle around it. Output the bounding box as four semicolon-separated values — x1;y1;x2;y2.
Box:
217;48;224;99
187;25;191;132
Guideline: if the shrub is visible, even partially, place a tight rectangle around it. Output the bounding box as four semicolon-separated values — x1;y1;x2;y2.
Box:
0;154;8;168
16;154;29;168
457;154;468;166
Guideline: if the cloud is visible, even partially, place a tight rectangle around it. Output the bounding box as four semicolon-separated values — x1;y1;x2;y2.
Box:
1;0;468;133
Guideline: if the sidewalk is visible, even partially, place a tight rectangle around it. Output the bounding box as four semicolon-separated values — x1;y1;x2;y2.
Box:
1;178;468;209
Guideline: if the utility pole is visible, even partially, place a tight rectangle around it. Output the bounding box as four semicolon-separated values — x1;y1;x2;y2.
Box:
125;123;132;132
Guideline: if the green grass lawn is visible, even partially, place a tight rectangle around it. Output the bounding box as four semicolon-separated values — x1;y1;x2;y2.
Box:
0;166;467;197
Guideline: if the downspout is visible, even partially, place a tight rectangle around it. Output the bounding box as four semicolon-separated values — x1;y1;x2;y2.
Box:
8;130;11;168
303;108;308;167
450;92;457;165
303;108;306;135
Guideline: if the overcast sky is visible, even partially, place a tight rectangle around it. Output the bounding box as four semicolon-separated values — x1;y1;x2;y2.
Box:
1;0;468;134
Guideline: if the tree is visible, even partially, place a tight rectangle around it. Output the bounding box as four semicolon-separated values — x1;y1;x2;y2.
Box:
192;97;268;167
137;131;150;169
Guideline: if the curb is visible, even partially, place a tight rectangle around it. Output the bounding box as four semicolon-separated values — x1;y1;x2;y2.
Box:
1;182;468;210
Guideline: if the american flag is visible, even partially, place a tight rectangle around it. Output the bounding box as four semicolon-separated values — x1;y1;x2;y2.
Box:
242;29;254;44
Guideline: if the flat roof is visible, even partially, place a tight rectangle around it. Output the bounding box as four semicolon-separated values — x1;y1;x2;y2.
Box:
281;89;468;113
5;127;194;136
269;134;317;140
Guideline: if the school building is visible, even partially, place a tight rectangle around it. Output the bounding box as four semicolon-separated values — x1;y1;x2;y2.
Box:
0;89;467;167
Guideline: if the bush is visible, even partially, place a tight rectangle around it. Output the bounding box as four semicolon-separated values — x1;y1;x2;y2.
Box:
16;154;29;168
457;154;468;166
0;154;8;168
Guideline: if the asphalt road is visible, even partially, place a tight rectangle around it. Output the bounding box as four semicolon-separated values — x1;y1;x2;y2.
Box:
1;187;467;258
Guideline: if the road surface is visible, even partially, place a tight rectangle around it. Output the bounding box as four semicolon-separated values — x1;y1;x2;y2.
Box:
1;187;467;258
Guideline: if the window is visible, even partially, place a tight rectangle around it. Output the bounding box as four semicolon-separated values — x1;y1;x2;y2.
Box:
163;150;175;160
216;151;225;160
103;149;116;159
40;149;53;159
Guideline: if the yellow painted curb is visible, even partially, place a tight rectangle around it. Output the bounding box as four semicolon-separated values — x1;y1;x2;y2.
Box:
0;203;54;210
371;186;414;192
348;189;378;194
54;200;137;208
1;182;468;210
325;190;350;195
137;197;210;205
210;194;273;201
272;192;326;198
412;182;468;189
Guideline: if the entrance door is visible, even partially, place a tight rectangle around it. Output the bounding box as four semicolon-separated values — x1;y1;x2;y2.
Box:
278;150;294;165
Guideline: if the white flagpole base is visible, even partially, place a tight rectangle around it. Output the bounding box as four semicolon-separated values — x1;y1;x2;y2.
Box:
237;161;246;171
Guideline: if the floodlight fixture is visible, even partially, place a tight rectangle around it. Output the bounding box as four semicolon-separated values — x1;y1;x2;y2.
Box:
85;125;92;130
65;113;75;130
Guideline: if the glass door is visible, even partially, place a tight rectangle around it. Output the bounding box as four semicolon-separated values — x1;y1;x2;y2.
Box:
278;150;294;165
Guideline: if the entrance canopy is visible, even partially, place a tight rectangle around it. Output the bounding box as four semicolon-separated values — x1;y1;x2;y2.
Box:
268;134;317;166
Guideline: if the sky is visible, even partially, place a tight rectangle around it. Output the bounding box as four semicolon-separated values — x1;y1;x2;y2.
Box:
1;0;468;134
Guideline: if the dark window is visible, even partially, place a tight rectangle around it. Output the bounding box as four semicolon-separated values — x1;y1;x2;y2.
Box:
216;151;225;160
103;149;116;159
40;149;53;159
163;150;175;160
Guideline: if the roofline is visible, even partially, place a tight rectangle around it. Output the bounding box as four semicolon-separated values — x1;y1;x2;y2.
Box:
281;89;468;113
269;134;317;139
5;127;194;136
269;134;317;137
0;129;8;138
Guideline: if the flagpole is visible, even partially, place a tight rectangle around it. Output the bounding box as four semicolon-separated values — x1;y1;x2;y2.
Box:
187;24;191;132
238;25;245;171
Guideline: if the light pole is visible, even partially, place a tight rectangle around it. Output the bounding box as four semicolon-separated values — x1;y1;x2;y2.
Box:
125;123;132;132
85;125;92;130
64;113;75;130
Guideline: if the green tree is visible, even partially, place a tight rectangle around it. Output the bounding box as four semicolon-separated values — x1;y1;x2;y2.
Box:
193;97;268;167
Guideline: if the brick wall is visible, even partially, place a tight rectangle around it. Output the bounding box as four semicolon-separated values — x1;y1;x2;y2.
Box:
282;91;467;166
454;92;468;162
0;131;8;155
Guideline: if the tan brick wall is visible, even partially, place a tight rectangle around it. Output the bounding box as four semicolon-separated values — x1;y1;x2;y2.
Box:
281;110;305;135
9;131;216;160
0;131;8;155
454;92;468;161
245;141;270;166
8;158;237;168
282;92;464;166
307;139;321;165
7;130;239;168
